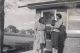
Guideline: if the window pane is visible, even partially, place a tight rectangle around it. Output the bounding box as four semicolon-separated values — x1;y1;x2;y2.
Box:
68;16;80;30
68;9;80;30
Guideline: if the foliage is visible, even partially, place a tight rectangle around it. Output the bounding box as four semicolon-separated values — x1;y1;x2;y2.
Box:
27;29;34;35
4;25;19;33
4;25;35;36
19;29;26;34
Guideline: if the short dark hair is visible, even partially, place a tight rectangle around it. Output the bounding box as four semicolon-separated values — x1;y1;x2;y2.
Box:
39;17;44;24
56;13;62;19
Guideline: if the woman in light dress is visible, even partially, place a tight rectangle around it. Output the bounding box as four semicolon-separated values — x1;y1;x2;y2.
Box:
33;17;46;53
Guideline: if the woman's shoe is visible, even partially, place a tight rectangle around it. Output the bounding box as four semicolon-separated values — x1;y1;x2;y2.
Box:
52;48;58;53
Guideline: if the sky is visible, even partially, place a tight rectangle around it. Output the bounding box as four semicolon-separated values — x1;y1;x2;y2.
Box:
4;0;36;30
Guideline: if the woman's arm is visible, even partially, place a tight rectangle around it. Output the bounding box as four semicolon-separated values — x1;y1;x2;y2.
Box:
54;19;63;28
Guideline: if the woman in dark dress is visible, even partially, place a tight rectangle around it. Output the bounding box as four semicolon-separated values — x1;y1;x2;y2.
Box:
51;14;67;53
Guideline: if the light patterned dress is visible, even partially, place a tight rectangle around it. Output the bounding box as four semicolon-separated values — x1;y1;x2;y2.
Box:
33;21;45;53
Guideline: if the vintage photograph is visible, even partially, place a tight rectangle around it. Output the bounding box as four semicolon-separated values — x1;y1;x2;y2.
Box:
0;0;80;53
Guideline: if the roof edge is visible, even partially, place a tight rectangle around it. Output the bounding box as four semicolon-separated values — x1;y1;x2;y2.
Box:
18;1;80;9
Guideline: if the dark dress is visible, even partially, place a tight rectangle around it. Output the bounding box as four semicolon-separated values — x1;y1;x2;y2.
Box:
58;25;67;53
51;25;67;53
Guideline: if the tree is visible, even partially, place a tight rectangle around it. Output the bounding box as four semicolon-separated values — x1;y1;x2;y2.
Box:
0;0;5;53
5;25;19;33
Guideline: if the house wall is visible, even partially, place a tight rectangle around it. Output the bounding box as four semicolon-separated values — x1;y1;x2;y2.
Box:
63;9;80;53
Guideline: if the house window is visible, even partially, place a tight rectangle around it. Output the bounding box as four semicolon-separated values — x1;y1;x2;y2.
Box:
68;9;80;30
67;9;80;34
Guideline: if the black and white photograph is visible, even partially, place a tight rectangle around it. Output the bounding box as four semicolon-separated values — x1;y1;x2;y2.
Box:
0;0;80;53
